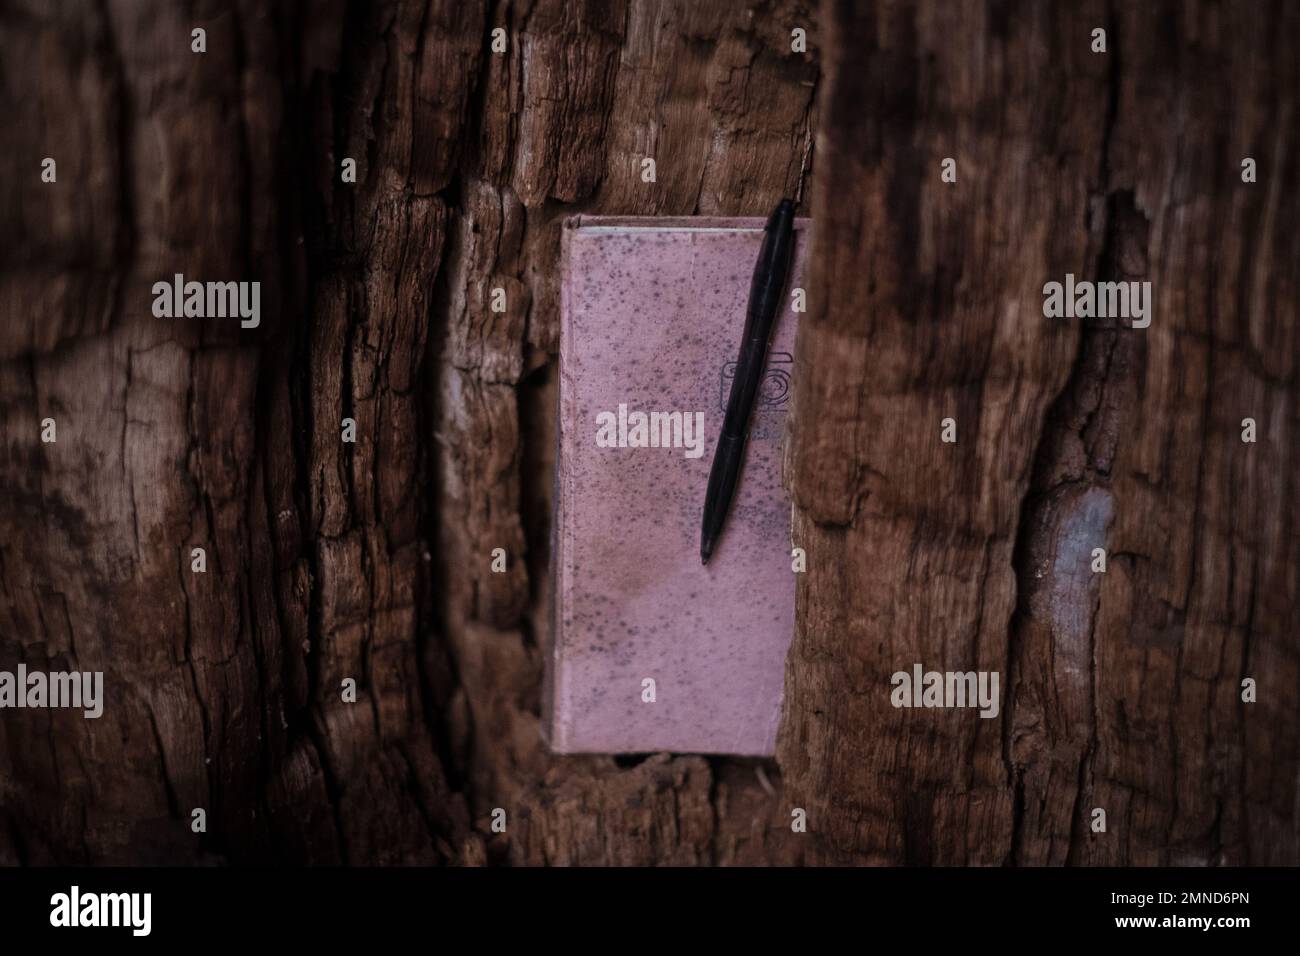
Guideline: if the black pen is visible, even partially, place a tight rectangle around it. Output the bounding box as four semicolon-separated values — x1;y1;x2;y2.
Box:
700;198;797;565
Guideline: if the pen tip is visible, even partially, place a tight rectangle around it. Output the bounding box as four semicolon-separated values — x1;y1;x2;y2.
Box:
700;541;713;565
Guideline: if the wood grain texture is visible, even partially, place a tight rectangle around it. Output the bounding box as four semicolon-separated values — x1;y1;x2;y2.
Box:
1;0;817;864
778;0;1298;865
3;0;1292;868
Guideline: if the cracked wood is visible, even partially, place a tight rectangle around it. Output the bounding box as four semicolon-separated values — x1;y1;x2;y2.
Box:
1;0;818;865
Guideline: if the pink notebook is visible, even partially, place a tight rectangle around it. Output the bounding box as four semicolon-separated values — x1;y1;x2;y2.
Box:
550;215;808;755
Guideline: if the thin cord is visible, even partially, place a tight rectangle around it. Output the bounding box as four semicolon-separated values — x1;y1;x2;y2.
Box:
794;111;815;206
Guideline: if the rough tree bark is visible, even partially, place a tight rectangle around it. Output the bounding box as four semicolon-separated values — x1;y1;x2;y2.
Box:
1;0;816;864
780;0;1298;865
3;0;1294;869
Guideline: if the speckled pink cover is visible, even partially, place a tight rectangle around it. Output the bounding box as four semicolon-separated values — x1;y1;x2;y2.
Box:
550;215;808;755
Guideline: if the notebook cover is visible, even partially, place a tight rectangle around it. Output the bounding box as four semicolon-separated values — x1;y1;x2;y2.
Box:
550;215;809;755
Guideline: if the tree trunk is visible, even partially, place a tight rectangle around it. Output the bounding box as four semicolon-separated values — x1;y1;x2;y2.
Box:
780;0;1298;865
3;0;1295;869
1;0;816;865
